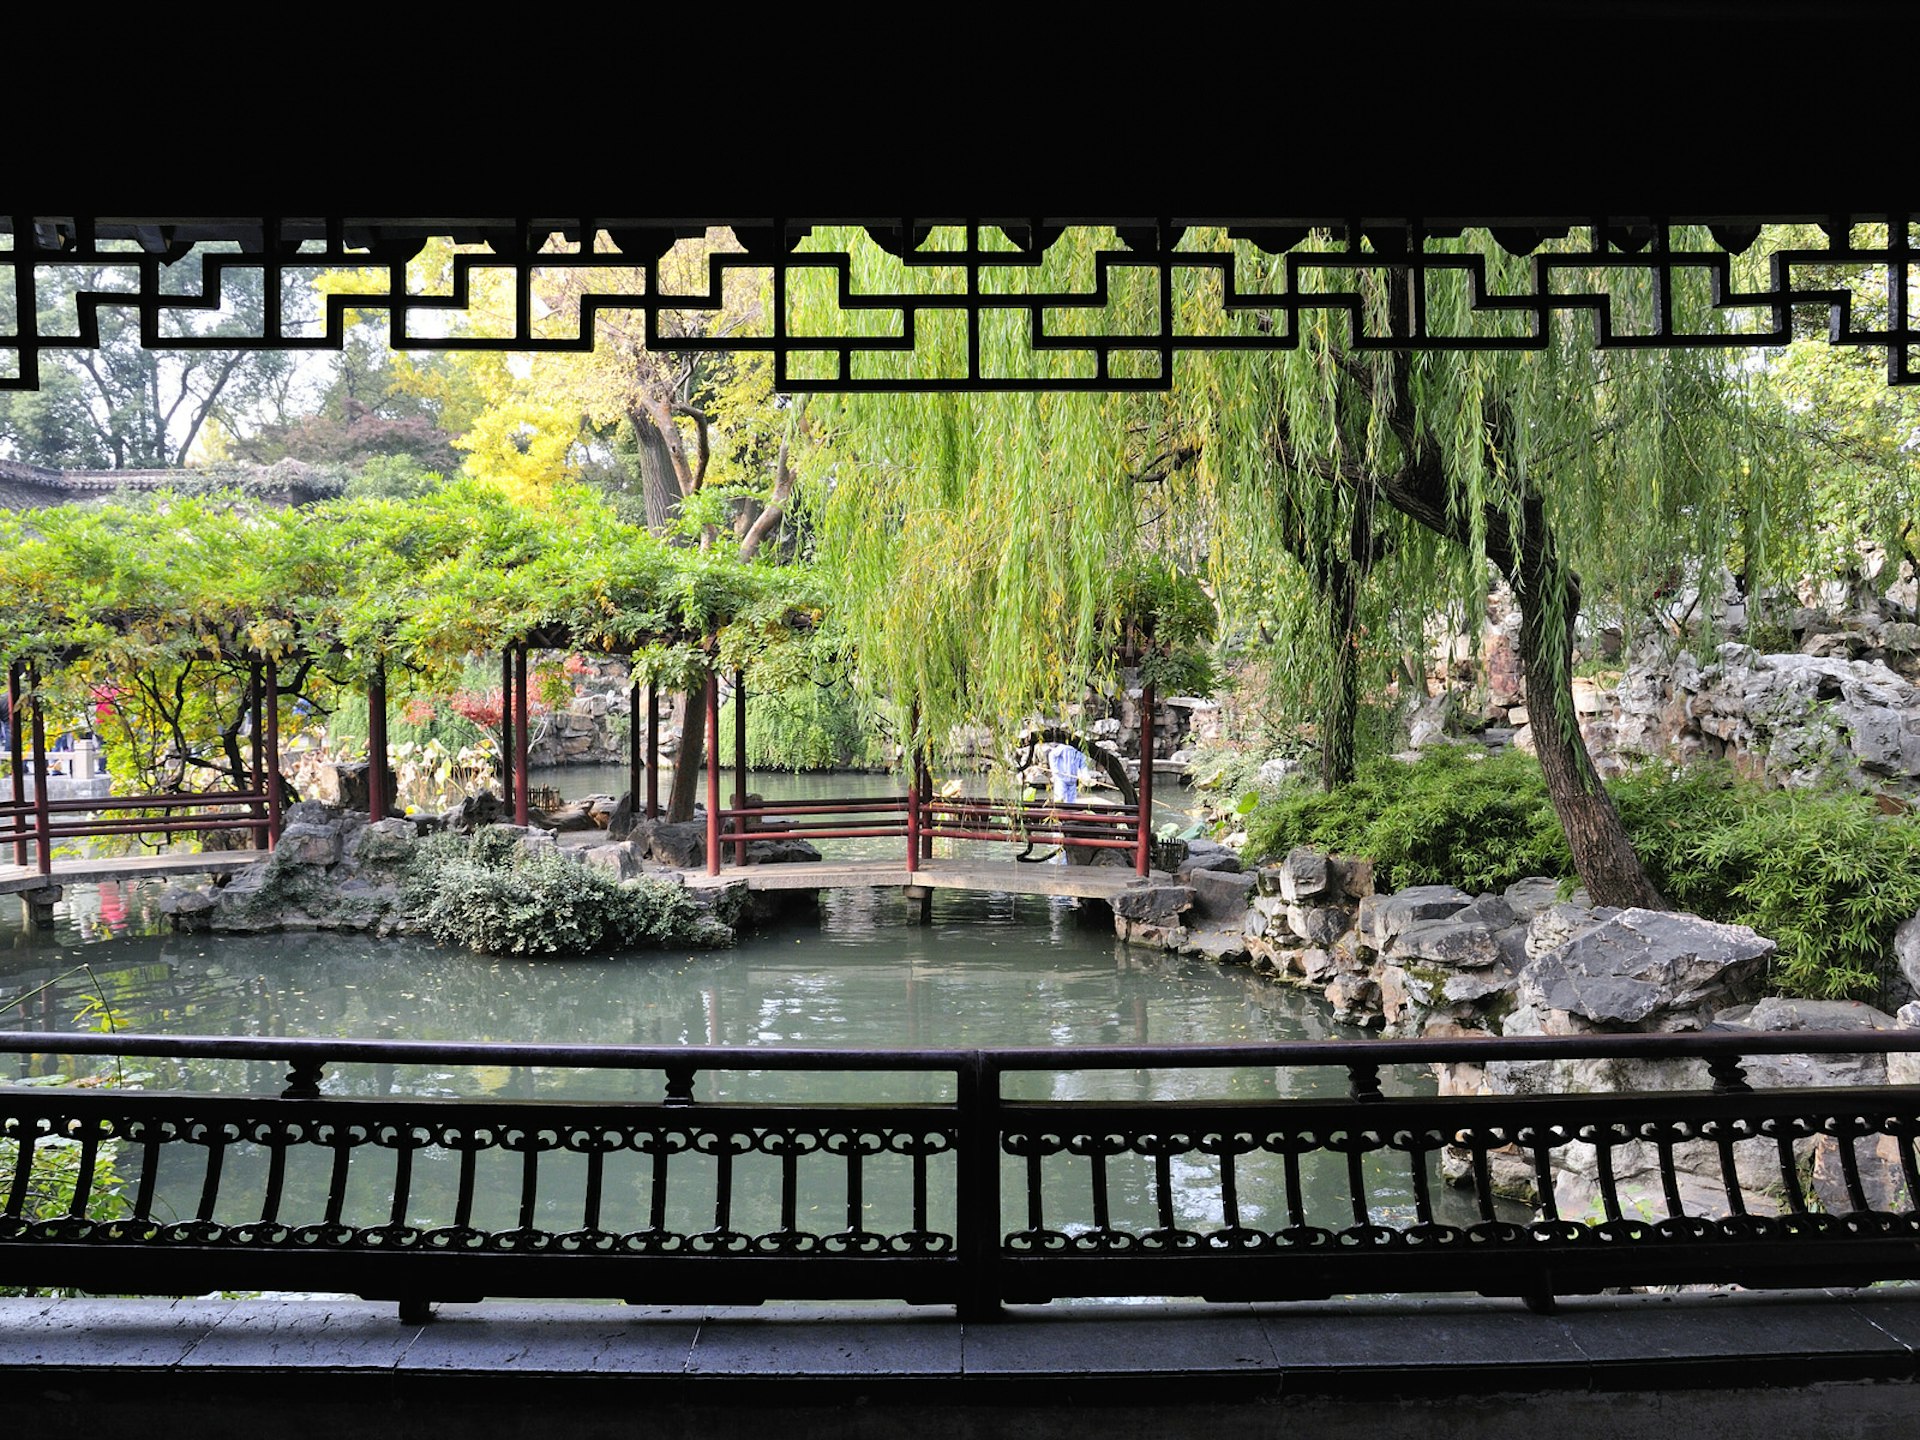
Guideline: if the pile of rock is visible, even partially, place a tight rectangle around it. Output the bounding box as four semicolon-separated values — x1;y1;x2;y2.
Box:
153;795;816;940
1110;842;1920;1217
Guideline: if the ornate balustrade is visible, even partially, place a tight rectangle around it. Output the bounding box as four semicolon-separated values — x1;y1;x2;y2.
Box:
3;1030;1916;1321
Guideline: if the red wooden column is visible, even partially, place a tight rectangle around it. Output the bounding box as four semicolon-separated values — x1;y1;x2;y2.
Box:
366;657;389;823
247;660;267;850
8;663;26;867
499;648;516;814
1134;680;1156;877
904;700;920;874
645;680;659;819
27;663;51;876
733;669;750;865
513;644;530;827
264;659;284;848
704;668;721;876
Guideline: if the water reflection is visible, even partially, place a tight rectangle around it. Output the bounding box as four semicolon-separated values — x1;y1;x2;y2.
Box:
3;826;1523;1253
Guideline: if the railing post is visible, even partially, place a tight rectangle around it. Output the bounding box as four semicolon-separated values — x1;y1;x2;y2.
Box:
248;659;267;850
28;663;51;876
1135;679;1155;877
645;680;659;820
733;668;749;866
499;647;515;814
8;662;26;867
513;644;530;827
705;669;721;876
366;657;388;824
264;658;283;848
955;1053;1002;1321
905;700;920;873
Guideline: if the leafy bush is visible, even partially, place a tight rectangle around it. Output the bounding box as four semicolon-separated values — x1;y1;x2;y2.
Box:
1243;747;1571;893
404;831;733;956
1615;766;1920;1001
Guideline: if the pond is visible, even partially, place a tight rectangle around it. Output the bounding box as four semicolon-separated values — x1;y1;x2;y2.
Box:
1;768;1516;1272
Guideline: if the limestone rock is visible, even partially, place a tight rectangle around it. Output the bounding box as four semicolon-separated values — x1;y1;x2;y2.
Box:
1324;974;1380;1027
1358;884;1472;950
441;790;508;833
647;819;708;868
282;800;344;829
1525;900;1609;959
1188;867;1256;922
1113;882;1195;924
1286;904;1349;947
1714;996;1898;1089
1892;1003;1920;1087
1891;910;1920;1009
744;836;824;865
1176;838;1241;879
1390;918;1500;969
275;822;342;868
1517;907;1774;1030
582;843;641;881
1812;1133;1912;1214
1276;847;1330;903
348;816;418;866
1298;946;1339;984
1184;926;1250;963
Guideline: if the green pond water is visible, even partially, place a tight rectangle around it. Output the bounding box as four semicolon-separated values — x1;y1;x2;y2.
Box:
1;768;1512;1258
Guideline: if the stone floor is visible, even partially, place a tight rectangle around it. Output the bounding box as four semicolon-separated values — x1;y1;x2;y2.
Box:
3;1289;1918;1438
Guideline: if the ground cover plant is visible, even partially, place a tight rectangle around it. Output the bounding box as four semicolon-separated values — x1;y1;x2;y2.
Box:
402;829;734;957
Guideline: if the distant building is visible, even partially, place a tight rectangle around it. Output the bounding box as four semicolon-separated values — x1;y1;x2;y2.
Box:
0;457;342;511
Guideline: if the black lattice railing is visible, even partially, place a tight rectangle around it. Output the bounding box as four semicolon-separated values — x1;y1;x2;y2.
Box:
4;217;1913;392
3;1031;1917;1319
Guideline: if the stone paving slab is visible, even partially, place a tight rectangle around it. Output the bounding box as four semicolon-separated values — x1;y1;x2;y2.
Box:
963;1303;1275;1374
688;1305;963;1377
178;1298;424;1371
400;1303;697;1375
0;1296;237;1369
1254;1298;1591;1388
2;1291;1918;1394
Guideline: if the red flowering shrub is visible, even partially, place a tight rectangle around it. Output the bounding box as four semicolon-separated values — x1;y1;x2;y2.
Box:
449;689;504;729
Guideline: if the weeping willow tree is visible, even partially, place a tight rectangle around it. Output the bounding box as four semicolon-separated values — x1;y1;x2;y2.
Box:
793;227;1200;779
793;225;1794;906
1186;230;1794;907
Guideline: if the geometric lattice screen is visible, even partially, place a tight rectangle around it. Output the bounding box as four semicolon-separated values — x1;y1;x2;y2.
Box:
5;216;1913;392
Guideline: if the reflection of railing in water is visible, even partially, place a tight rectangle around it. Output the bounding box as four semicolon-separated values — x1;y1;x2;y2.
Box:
4;1030;1918;1321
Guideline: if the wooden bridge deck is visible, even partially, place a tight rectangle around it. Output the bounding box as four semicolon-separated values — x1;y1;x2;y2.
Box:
678;856;1157;901
0;850;267;896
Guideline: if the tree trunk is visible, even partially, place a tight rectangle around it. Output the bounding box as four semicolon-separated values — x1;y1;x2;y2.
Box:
629;408;681;532
666;684;704;822
1375;415;1663;908
1508;493;1665;909
1319;477;1375;791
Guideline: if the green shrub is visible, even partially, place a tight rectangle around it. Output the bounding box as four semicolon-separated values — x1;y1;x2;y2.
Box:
404;831;733;956
1243;747;1571;893
1616;766;1920;1001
